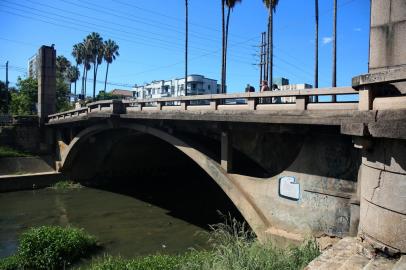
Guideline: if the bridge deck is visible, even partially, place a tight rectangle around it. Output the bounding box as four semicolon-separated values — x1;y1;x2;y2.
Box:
47;86;406;140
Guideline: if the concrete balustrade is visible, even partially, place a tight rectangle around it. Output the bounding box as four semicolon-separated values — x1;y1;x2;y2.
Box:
48;87;363;123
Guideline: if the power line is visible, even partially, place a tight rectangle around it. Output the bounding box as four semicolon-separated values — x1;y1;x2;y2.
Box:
0;2;255;63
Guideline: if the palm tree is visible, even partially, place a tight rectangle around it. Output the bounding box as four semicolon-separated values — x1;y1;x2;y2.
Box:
314;0;319;102
103;39;120;92
222;0;242;94
263;0;279;89
66;66;80;96
185;0;188;96
332;0;337;102
72;43;83;99
56;55;71;77
85;32;104;99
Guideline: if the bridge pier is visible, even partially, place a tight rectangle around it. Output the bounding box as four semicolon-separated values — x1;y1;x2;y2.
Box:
221;131;233;173
358;138;406;254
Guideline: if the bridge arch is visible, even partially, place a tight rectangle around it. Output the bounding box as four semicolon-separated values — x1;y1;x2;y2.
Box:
59;122;270;240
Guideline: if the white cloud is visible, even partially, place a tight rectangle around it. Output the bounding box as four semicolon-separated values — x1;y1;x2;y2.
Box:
322;37;333;45
354;27;362;32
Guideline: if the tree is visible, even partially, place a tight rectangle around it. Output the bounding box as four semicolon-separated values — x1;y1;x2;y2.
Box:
85;32;104;99
56;76;72;112
263;0;279;88
103;39;120;92
0;81;11;114
72;43;83;99
10;77;37;115
56;55;71;77
222;0;242;94
185;0;189;96
66;66;80;95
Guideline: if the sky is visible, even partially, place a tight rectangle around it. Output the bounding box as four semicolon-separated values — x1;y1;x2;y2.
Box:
0;0;370;96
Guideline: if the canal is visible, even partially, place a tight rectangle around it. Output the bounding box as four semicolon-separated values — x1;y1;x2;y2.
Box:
0;139;243;260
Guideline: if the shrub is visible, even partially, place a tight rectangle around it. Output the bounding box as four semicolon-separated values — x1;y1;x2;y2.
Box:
0;146;31;158
17;226;97;270
51;181;82;190
0;255;19;270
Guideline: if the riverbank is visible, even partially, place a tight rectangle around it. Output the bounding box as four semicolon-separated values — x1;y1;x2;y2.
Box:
0;153;67;192
0;221;320;270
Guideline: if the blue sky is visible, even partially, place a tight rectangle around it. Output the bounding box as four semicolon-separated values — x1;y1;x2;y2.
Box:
0;0;370;95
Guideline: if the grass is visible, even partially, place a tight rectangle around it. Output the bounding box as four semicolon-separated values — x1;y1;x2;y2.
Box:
0;218;320;270
51;181;83;190
86;216;320;270
0;226;98;270
0;145;32;158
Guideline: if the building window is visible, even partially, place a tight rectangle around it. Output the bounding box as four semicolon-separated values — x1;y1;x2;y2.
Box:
208;84;211;90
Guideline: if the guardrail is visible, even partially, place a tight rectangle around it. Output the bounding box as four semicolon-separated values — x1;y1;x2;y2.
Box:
48;87;359;122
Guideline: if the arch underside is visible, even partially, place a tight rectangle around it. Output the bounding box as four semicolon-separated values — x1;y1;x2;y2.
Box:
60;122;270;240
59;121;359;242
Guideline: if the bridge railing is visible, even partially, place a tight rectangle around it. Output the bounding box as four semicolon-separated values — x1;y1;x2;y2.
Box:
48;86;359;122
123;86;358;112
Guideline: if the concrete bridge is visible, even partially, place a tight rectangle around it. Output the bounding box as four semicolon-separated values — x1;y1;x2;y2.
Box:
38;0;406;256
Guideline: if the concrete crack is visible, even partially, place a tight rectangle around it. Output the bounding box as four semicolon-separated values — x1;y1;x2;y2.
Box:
370;170;383;201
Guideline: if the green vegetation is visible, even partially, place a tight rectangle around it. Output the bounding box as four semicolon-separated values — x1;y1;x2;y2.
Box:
0;80;11;114
51;180;83;190
87;217;319;270
0;145;32;158
0;219;319;270
0;226;98;270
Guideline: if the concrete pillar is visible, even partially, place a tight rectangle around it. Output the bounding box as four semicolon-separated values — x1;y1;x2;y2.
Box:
37;45;56;124
369;0;406;93
358;138;406;254
221;131;233;172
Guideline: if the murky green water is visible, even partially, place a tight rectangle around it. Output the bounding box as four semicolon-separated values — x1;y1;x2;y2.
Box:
0;187;211;259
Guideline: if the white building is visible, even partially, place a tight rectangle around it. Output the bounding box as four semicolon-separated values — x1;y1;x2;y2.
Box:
276;83;313;103
132;74;220;100
28;54;38;79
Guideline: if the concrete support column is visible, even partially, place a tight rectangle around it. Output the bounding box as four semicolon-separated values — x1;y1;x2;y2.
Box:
295;96;308;110
37;46;56;125
221;131;233;173
358;138;406;254
180;100;189;110
209;100;218;110
358;87;374;111
368;0;406;94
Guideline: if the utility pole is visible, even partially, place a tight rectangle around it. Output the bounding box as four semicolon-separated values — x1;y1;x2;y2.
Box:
332;0;337;102
314;0;319;102
259;32;264;89
185;0;188;96
5;61;9;111
5;61;9;91
264;31;268;82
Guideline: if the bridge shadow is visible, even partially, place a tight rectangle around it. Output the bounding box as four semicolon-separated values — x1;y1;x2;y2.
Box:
78;132;246;231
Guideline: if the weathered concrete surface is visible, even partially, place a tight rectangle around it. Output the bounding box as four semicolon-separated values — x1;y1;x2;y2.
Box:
0;156;55;175
37;45;56;124
368;0;406;94
359;138;406;254
305;237;399;270
0;172;65;192
57;120;360;241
